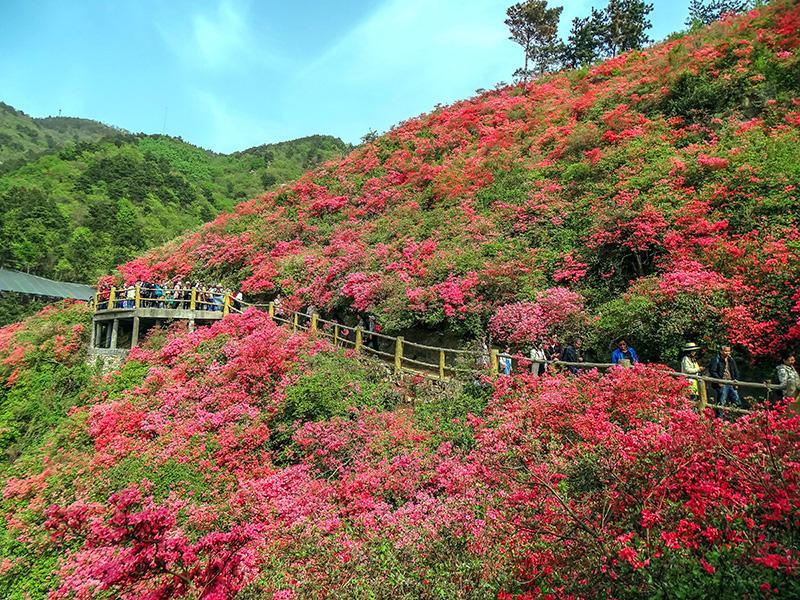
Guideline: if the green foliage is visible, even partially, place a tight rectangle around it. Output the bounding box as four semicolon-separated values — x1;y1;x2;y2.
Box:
686;0;754;28
282;353;398;423
101;457;213;503
0;101;117;168
0;293;48;328
505;0;564;80
0;520;61;600
660;71;749;122
414;380;491;450
599;0;654;57
0;311;91;468
591;289;727;364
0;104;349;285
272;352;400;460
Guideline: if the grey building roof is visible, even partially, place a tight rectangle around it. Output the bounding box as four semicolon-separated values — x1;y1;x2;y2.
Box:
0;268;95;300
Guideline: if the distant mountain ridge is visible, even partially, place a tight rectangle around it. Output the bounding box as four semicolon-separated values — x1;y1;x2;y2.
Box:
0;101;351;288
0;102;120;167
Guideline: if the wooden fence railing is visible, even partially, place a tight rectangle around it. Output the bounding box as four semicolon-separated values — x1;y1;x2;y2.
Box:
229;299;784;415
88;293;784;415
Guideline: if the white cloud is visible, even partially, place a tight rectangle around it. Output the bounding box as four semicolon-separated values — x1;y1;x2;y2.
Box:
281;0;520;141
193;89;287;152
298;0;514;85
158;0;287;73
191;0;250;69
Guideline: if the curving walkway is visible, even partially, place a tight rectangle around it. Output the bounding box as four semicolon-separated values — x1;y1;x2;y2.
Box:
88;287;783;415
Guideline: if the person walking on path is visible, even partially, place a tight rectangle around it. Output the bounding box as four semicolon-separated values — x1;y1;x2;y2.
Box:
499;347;513;376
681;342;704;400
708;345;746;408
775;353;799;402
560;338;584;374
611;338;639;367
530;342;547;375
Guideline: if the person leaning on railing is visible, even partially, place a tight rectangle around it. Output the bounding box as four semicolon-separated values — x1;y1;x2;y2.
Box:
708;345;747;409
611;337;639;367
775;352;799;403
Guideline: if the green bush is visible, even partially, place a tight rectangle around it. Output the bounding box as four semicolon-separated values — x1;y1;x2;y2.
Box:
414;380;491;450
271;352;400;461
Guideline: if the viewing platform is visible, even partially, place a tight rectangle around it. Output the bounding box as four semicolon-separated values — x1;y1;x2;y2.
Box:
90;286;232;358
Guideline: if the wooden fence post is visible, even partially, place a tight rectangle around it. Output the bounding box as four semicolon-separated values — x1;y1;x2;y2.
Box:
311;313;318;333
439;350;445;380
190;289;197;311
109;287;116;310
355;327;363;353
395;336;404;374
268;302;275;318
334;324;339;345
698;379;708;413
223;294;230;316
490;349;499;376
292;312;298;331
135;285;141;309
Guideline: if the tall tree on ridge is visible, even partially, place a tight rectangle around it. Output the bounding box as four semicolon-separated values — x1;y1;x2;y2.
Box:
598;0;654;58
686;0;753;27
562;8;605;68
506;0;564;84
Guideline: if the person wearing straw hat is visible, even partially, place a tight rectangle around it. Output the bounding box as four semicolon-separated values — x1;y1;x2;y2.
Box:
681;342;704;399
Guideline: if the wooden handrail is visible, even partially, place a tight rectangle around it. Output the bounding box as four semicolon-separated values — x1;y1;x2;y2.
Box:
91;292;784;400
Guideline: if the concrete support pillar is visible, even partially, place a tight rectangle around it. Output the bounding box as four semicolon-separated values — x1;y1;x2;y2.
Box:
110;319;119;350
188;318;196;332
89;319;96;349
131;316;140;348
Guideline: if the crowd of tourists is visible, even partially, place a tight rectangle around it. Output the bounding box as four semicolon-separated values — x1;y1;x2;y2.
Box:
98;280;242;312
496;336;799;408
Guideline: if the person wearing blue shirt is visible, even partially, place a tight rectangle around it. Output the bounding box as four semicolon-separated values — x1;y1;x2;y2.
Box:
611;338;639;367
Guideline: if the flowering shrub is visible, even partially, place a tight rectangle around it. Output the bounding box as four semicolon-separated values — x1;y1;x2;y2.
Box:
489;287;588;345
103;1;800;367
479;366;800;598
2;312;798;598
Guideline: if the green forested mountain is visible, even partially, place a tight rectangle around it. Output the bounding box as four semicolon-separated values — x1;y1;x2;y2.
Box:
0;102;118;167
0;103;350;284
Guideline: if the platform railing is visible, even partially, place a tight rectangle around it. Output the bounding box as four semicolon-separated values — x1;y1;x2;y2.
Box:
94;285;232;315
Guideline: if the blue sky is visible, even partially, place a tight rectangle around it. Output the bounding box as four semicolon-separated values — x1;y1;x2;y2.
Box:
1;0;690;153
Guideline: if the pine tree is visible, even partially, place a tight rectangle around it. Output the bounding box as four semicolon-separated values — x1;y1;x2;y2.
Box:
686;0;752;28
597;0;654;58
562;10;603;68
506;1;564;83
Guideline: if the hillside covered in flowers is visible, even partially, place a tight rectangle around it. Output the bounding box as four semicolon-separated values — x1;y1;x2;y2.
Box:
115;1;800;367
0;303;798;598
1;3;800;598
